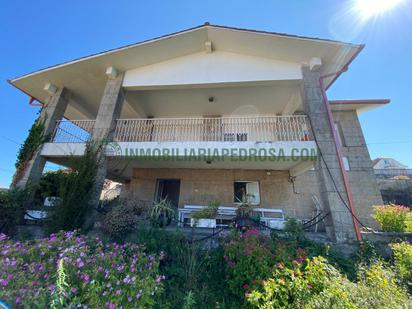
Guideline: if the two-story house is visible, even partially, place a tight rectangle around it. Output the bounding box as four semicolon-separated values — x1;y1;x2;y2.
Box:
9;24;388;242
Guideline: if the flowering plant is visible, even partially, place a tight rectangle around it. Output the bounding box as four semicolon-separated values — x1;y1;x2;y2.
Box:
223;228;273;299
0;231;164;308
373;204;411;232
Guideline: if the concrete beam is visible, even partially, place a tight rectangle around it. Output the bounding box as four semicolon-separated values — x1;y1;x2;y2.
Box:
290;161;315;177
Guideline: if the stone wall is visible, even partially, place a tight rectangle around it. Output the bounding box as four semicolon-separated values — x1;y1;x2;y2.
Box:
125;168;321;222
333;110;383;228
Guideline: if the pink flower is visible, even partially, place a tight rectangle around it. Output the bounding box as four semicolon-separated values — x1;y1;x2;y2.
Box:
80;274;90;283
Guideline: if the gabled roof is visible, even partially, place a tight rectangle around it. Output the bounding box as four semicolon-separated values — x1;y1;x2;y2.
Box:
8;23;364;110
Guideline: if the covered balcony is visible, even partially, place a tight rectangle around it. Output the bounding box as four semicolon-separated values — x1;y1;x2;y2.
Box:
41;114;318;180
50;114;311;143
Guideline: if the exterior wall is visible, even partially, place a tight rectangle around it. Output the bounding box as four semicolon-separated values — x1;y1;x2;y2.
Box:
333;110;383;228
125;168;321;222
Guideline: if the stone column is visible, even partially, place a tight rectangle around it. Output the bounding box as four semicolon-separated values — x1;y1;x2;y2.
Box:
14;88;70;189
83;72;125;230
302;67;356;242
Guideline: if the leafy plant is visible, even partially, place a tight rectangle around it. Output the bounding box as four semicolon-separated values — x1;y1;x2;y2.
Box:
191;200;220;220
373;204;411;232
247;256;411;309
103;204;137;240
284;217;304;241
50;259;70;309
134;227;231;308
46;142;102;233
34;170;70;206
236;194;255;218
12;117;49;187
391;242;412;293
150;198;175;227
0;188;30;235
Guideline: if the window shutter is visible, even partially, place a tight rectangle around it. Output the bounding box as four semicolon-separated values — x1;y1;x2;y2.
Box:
246;182;260;204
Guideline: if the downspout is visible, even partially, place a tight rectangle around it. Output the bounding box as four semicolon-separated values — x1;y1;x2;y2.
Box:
318;61;363;242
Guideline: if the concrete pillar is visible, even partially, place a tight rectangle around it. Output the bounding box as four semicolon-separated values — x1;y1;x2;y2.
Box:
83;72;125;230
14;88;70;189
302;67;356;242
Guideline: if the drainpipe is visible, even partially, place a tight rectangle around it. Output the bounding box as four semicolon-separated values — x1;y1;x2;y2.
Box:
318;67;363;242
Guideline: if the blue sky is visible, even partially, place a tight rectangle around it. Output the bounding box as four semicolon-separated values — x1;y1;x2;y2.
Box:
0;0;411;187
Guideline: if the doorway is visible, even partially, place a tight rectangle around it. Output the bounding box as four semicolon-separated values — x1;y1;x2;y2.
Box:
155;179;181;207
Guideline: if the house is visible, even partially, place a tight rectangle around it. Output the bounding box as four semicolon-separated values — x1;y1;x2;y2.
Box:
372;157;408;170
9;23;388;242
372;158;412;206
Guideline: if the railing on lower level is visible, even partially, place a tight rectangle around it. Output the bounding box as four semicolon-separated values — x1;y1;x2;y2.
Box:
51;115;312;143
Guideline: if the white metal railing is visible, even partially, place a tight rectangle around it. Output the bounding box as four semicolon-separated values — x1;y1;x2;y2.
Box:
113;115;312;143
52;120;95;143
51;116;312;143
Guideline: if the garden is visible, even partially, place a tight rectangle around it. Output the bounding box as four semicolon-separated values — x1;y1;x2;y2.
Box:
1;204;412;308
2;139;412;307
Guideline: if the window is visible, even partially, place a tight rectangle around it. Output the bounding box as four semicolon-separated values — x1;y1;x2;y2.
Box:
234;181;260;204
342;157;350;171
334;122;345;147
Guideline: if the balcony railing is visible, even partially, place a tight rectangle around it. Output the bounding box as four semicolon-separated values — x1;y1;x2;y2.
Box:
52;119;95;143
51;115;312;143
114;115;311;142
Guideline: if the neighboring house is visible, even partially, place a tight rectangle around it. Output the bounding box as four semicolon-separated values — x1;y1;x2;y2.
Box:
373;158;412;206
372;158;408;170
9;23;389;242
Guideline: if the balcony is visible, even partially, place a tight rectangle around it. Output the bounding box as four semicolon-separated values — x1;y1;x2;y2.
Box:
43;115;317;176
51;115;312;143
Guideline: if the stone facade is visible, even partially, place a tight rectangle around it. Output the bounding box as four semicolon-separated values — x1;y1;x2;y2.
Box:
333;110;383;228
125;168;321;222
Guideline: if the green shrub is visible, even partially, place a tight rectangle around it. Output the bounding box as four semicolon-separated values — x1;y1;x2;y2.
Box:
191;200;219;219
247;257;411;309
12;117;48;186
284;217;304;240
0;188;29;235
34;170;70;205
391;242;412;293
0;231;163;308
373;204;410;232
103;205;137;240
134;227;230;308
150;198;175;227
46;142;101;233
353;262;410;308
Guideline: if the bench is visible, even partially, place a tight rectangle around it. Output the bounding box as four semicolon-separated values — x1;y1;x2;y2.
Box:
178;205;287;229
24;197;61;223
253;208;286;230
